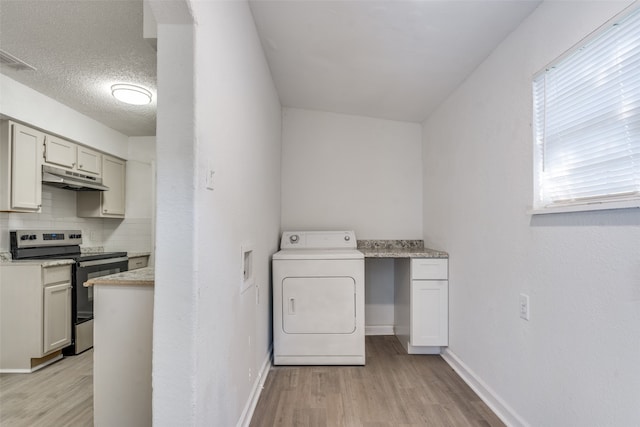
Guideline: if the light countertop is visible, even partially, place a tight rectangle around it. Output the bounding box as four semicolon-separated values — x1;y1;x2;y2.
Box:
357;240;448;259
0;257;75;267
84;267;154;287
359;247;449;258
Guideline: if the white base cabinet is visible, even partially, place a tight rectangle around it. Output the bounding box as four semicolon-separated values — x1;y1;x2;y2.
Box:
394;258;448;354
128;255;149;270
0;263;72;372
93;283;153;427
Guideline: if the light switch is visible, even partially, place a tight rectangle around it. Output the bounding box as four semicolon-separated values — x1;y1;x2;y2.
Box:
206;168;215;190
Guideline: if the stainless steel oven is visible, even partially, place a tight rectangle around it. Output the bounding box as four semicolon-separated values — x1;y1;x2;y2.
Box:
10;229;128;355
71;255;128;354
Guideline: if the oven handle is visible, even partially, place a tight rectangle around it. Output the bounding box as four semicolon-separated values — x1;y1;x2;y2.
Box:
78;256;128;268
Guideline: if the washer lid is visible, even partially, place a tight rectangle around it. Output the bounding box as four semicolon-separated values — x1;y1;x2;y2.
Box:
273;248;364;260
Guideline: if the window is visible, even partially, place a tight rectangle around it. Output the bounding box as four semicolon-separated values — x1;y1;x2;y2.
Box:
532;7;640;213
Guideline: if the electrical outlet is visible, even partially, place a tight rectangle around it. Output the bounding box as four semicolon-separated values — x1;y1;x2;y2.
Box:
519;293;530;321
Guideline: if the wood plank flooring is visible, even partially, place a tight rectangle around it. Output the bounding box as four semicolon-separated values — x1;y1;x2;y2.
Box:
250;336;505;427
0;337;504;427
0;349;93;427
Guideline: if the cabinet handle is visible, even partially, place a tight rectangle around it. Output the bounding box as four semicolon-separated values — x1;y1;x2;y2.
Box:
79;164;83;168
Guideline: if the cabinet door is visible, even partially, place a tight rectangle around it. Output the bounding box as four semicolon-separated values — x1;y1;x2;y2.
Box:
43;282;72;353
11;123;43;210
102;155;126;216
77;146;102;176
411;280;448;346
44;135;76;169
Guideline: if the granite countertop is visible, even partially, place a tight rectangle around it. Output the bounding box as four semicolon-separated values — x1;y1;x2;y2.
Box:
84;267;154;287
81;246;105;254
357;240;448;258
0;256;75;267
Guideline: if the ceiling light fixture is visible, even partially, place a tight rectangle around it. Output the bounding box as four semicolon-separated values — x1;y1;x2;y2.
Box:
111;84;152;105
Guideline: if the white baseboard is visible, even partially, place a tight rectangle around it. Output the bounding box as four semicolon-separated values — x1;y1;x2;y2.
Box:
365;325;394;335
237;345;272;427
441;348;528;427
0;354;63;374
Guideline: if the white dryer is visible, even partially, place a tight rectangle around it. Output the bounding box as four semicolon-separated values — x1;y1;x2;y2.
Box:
273;231;365;365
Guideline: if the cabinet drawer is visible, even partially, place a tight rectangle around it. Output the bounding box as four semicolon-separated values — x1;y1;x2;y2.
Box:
411;258;448;280
43;265;71;285
128;256;148;270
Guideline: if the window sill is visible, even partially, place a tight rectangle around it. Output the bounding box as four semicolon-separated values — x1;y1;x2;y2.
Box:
528;199;640;215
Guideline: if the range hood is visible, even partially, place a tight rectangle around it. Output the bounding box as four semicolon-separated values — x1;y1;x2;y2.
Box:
42;165;109;191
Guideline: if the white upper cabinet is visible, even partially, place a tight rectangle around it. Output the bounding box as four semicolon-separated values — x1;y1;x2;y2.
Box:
44;135;76;169
102;155;125;216
44;136;102;177
77;154;126;218
0;121;44;212
77;146;102;176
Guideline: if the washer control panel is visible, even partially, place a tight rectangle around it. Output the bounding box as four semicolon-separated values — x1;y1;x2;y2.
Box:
280;231;357;250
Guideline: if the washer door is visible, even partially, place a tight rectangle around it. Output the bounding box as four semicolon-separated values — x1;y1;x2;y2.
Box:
282;277;356;334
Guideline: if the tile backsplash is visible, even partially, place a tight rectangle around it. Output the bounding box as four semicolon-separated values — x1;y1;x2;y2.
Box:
0;186;152;254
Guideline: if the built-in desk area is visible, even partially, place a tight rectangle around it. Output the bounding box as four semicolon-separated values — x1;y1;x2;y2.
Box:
358;240;449;354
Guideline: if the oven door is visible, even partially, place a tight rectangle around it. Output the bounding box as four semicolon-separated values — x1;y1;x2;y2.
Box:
75;257;129;323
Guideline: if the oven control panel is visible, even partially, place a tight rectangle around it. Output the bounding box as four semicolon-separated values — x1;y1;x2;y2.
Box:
10;230;83;248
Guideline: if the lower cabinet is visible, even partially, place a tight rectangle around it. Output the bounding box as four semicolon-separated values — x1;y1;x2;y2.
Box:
0;263;72;372
43;282;72;354
394;257;449;354
128;255;149;270
411;279;448;346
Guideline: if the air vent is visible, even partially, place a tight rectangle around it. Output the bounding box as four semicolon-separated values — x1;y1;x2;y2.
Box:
0;49;36;71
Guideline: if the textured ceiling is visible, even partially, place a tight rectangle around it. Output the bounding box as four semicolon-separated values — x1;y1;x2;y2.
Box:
250;0;542;123
0;0;541;138
0;0;156;137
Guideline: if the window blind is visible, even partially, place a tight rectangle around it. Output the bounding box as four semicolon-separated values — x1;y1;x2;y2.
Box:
532;7;640;209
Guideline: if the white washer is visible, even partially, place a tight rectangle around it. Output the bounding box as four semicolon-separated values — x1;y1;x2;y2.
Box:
273;231;365;365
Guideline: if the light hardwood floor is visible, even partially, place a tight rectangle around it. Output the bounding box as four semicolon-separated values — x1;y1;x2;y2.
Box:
251;335;505;427
0;337;504;427
0;350;93;427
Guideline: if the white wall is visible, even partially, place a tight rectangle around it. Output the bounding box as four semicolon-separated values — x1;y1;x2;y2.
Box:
151;1;281;425
422;2;640;426
281;107;423;239
0;75;128;158
0;186;107;251
281;107;422;329
102;137;156;256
